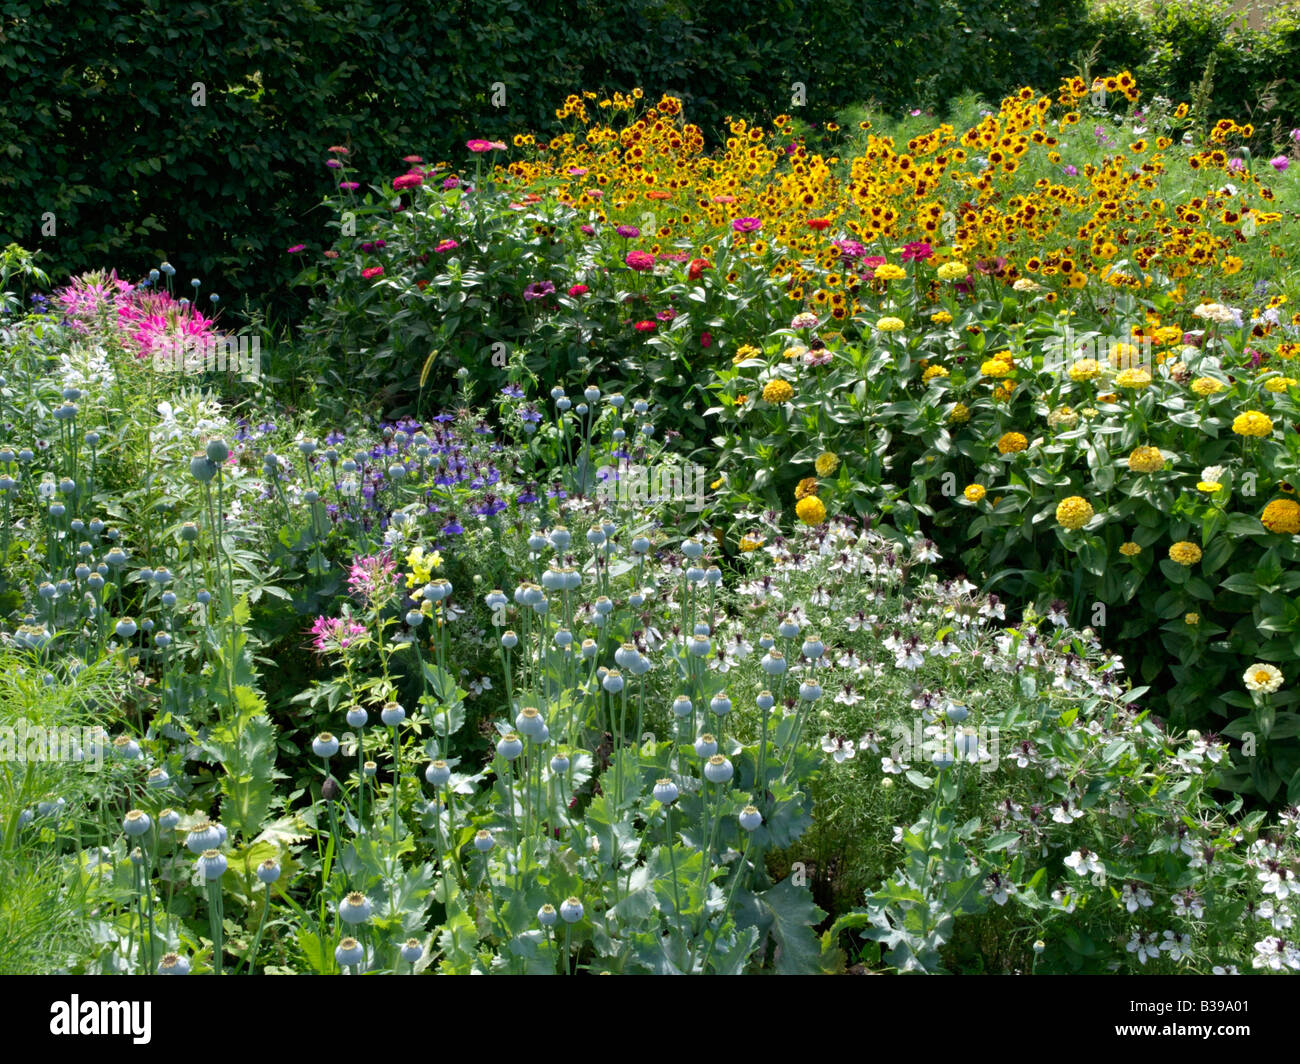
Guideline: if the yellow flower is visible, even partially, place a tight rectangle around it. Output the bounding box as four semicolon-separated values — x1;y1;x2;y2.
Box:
732;344;762;365
980;358;1012;378
930;310;953;324
1261;498;1300;534
738;533;766;553
1185;612;1199;625
1264;376;1298;393
1196;481;1221;493
1115;368;1152;389
937;261;967;281
997;432;1028;455
874;264;906;282
993;381;1016;402
1191;376;1225;396
1127;445;1165;473
1046;405;1078;430
922;365;949;382
948;402;970;423
815;451;840;477
1055;495;1094;531
783;345;809;360
795;495;827;525
1068;359;1101;382
1109;341;1142;369
1168;541;1202;566
795;476;820;501
405;545;442;588
876;316;905;332
762;379;794;404
1119;541;1141;556
963;484;986;503
1232;410;1273;437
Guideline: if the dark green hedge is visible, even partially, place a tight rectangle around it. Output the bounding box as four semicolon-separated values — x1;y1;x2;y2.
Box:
0;0;1294;316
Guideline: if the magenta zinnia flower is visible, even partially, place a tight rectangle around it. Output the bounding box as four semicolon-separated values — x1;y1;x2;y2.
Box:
732;217;761;233
625;251;656;271
435;239;459;253
466;139;494;153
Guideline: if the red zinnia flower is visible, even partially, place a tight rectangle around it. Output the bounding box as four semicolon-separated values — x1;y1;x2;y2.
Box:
634;320;657;333
688;258;711;281
361;266;384;279
393;173;423;190
807;218;831;231
568;284;589;297
700;331;713;347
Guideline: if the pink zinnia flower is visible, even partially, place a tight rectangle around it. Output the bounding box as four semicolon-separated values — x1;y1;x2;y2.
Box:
633;320;657;333
466;139;494;153
338;181;360;191
325;159;342;169
1228;158;1245;172
287;244;306;253
403;155;424;163
393;172;424;190
625;250;656;271
732;217;761;233
435;239;459;253
568;284;589;297
700;331;713;348
1270;156;1289;172
361;266;384;279
442;176;460;189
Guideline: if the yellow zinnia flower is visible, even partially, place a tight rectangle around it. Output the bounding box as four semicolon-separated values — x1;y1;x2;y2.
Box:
937;261;967;281
874;264;906;282
762;379;794;404
1127;445;1165;473
815;452;840;477
922;365;949;382
1232;410;1273;437
963;484;986;503
948;403;970;423
1115;368;1152;389
1168;541;1202;566
1191;376;1225;396
1119;541;1141;557
1055;495;1094;531
795;495;827;525
981;359;1012;378
997;432;1028;455
1068;359;1101;382
930;310;953;324
1261;498;1300;534
876;316;905;332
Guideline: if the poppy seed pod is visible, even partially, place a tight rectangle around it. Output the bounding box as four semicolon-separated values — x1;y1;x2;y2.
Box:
339;891;372;925
158;953;191;975
474;829;495;853
425;759;451;786
560;897;584;923
653;778;679;804
739;805;763;832
400;939;423;964
538;903;559;927
694;734;719;759
703;754;733;783
312;732;340;759
335;937;364;968
496;733;524;760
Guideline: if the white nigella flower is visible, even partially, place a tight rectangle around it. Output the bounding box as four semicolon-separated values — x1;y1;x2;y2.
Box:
1259;863;1293;900
820;733;856;763
880;756;906;775
1211;964;1239;975
1126;931;1161;965
1122;883;1154;913
1172;891;1204;919
834;684;863;706
982;875;1011;906
1258;899;1294;932
1252;937;1300;972
1052;888;1078;913
1064;849;1104;877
